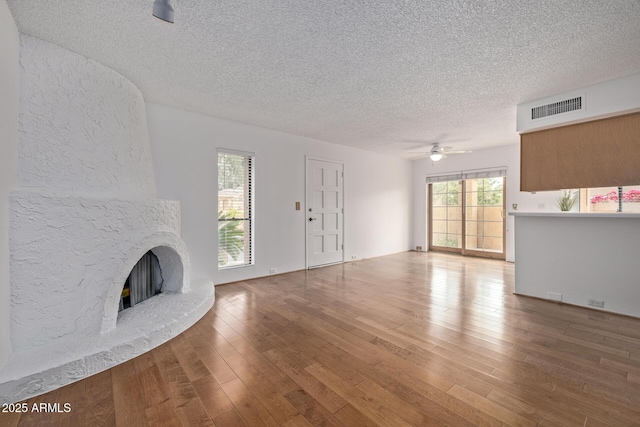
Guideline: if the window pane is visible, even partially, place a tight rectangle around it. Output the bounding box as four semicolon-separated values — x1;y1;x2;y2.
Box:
464;178;504;254
623;187;640;213
432;182;447;194
446;181;460;205
432;193;448;207
446;219;462;235
482;237;503;253
218;151;253;269
432;233;461;248
429;180;463;251
431;220;448;233
581;186;640;213
484;221;503;238
465;191;479;208
431;206;447;220
480;191;503;206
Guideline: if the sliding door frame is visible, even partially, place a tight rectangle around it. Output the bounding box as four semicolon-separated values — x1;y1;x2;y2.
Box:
428;177;507;260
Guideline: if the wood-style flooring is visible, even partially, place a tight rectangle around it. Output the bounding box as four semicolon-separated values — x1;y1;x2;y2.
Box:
4;251;640;426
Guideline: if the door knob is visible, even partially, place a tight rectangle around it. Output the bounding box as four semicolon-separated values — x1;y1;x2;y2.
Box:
309;217;317;221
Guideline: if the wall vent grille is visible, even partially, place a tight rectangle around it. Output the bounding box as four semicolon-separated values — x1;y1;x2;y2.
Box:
531;97;582;119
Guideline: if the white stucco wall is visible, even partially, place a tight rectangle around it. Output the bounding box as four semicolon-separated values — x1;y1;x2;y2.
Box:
17;35;156;198
147;103;414;284
10;193;183;351
0;0;19;368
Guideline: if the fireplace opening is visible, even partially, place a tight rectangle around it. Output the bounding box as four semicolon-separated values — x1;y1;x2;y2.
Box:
119;250;164;312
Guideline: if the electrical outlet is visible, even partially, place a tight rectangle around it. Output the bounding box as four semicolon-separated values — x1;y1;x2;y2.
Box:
351;255;356;260
416;246;423;252
547;292;562;302
588;299;604;308
269;268;277;274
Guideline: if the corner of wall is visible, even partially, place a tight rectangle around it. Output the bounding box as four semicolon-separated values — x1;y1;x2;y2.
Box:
0;0;20;367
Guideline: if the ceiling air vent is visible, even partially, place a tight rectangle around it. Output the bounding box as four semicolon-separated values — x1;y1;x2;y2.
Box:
531;96;582;120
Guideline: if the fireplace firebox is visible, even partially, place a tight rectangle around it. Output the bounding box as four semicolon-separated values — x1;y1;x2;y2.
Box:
120;251;163;312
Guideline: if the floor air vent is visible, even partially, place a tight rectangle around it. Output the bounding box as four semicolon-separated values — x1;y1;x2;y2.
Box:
531;96;582;119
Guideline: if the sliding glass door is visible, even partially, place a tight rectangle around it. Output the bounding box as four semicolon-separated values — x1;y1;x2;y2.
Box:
429;176;505;259
430;180;463;252
463;178;505;257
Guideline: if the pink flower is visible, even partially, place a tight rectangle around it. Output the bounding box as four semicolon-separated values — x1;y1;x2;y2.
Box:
591;189;640;203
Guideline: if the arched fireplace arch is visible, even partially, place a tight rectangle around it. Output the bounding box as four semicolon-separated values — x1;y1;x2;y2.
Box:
100;231;190;334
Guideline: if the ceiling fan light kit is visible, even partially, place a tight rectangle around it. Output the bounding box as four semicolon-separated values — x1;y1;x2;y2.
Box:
409;142;471;161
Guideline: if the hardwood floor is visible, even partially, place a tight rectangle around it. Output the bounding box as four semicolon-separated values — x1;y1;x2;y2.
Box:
4;251;640;426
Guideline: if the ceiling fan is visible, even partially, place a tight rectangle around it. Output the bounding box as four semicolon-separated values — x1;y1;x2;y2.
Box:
410;143;472;161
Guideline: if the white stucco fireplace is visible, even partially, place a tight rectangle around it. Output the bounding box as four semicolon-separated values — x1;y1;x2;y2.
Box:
0;35;214;404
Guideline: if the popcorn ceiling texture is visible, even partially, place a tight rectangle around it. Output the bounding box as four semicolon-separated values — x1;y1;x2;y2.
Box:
7;1;640;155
0;35;214;404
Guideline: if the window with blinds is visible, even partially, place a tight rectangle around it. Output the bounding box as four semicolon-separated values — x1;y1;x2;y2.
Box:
218;150;254;269
425;167;507;184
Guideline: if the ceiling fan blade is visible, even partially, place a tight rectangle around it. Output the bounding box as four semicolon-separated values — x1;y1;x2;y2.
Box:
407;145;457;153
443;149;472;154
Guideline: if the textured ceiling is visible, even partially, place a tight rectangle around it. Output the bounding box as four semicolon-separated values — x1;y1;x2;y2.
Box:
7;0;640;158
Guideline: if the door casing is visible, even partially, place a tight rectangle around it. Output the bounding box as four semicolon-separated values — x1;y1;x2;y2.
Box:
305;157;345;268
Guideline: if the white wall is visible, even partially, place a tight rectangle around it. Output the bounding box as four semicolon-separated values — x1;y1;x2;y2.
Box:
513;213;640;318
147;103;413;284
18;35;156;198
0;0;19;368
517;72;640;133
412;144;565;262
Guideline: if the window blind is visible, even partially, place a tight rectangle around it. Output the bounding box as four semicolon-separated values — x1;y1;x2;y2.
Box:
218;149;254;269
520;111;640;191
426;167;506;184
462;167;507;180
425;173;463;184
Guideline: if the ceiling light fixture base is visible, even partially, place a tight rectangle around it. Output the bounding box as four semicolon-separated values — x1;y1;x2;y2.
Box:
152;0;174;23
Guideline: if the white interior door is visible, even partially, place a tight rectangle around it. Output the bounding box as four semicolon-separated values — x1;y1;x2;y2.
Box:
306;158;344;268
